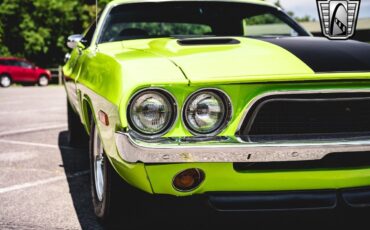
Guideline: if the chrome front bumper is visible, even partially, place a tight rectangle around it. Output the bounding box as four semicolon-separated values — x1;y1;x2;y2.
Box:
114;132;370;163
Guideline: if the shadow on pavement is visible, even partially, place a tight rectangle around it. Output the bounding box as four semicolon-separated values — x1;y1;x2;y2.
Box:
58;131;103;230
58;130;370;230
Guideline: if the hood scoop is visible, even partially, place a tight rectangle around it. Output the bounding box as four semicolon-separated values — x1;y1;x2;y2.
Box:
177;38;240;46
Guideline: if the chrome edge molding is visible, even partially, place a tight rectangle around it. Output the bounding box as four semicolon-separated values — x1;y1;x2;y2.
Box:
115;132;370;163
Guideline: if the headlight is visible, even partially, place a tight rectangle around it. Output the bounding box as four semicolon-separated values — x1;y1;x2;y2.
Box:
128;89;177;136
183;89;232;135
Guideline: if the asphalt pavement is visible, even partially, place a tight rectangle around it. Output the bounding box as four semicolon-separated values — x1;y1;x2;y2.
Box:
0;86;100;230
1;86;370;230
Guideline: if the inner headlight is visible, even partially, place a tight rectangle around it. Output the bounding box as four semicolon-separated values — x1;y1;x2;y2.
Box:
184;89;232;135
128;89;176;136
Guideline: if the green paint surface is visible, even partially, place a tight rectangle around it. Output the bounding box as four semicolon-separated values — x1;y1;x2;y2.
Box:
63;0;370;195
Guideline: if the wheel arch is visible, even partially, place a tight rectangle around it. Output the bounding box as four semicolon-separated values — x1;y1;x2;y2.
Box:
81;95;95;135
81;92;154;195
1;72;12;79
38;73;50;80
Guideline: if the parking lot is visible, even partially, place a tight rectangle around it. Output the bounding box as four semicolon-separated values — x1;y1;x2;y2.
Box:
0;87;100;229
1;86;370;230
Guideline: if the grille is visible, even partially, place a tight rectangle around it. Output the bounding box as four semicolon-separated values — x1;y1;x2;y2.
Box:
234;151;370;171
238;93;370;142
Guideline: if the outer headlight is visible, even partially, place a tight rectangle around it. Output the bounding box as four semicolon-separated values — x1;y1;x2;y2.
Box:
183;89;232;136
128;89;177;137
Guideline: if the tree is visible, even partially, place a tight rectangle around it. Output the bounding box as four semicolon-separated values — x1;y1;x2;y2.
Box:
272;0;313;22
0;0;103;67
274;0;282;8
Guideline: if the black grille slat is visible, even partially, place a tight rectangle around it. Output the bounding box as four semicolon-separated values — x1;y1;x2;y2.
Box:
234;151;370;171
250;99;370;134
239;93;370;141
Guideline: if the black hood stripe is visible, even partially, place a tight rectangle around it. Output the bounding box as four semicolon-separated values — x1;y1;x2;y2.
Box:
259;37;370;73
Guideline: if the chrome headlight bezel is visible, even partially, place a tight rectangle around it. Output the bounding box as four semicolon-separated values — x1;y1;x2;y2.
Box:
182;88;232;136
127;88;177;138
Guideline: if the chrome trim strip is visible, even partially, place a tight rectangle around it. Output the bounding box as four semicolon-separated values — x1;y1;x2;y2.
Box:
94;5;113;45
115;132;370;163
242;95;370;136
235;89;370;134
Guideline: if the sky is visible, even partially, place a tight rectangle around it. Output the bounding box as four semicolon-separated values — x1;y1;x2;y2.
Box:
266;0;370;19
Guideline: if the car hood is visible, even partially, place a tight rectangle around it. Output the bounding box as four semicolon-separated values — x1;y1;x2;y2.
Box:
121;37;370;84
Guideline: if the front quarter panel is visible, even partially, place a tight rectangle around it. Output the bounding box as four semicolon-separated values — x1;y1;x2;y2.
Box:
72;42;188;193
74;46;155;193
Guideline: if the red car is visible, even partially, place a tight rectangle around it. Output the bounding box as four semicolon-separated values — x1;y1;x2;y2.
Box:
0;57;51;87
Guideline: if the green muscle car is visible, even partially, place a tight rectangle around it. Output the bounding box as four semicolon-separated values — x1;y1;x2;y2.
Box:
64;0;370;222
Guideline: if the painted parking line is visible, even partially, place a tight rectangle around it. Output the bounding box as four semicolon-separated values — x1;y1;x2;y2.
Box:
0;171;89;194
0;107;65;115
0;124;67;137
0;139;60;149
0;101;21;105
0;139;83;151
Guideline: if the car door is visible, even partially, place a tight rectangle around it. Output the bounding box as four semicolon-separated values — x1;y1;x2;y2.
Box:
6;60;24;81
18;61;37;82
65;49;86;116
0;59;10;75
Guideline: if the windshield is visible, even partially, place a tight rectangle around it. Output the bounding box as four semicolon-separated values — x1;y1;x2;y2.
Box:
98;2;309;43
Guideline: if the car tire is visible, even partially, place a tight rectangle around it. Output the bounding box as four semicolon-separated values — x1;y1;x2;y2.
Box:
89;119;139;225
67;99;89;147
38;75;49;87
0;74;12;88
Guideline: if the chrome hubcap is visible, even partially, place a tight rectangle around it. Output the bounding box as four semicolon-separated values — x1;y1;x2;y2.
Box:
1;76;11;87
93;127;105;202
39;77;48;86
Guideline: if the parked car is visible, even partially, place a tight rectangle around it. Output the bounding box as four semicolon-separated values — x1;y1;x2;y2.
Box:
64;0;370;224
0;57;51;87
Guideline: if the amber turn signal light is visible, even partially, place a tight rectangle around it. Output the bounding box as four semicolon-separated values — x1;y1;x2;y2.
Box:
98;110;109;126
173;168;205;192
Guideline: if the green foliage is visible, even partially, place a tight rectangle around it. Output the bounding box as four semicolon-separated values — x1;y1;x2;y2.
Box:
274;0;282;8
0;0;103;67
271;0;312;23
0;0;314;67
133;23;212;36
245;14;282;25
101;22;212;41
245;0;312;25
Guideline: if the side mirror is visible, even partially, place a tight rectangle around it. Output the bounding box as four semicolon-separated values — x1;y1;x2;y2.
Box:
67;34;86;49
64;53;71;63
